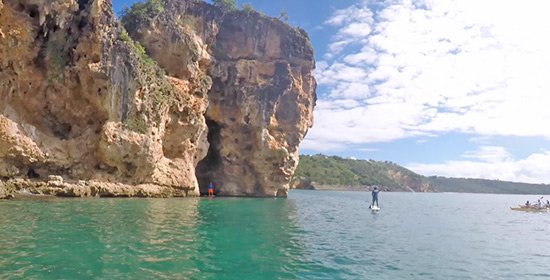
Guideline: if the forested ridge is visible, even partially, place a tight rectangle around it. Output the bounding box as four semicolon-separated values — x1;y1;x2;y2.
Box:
294;154;550;194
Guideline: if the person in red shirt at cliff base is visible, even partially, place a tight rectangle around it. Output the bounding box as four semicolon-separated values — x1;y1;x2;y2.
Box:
207;182;214;197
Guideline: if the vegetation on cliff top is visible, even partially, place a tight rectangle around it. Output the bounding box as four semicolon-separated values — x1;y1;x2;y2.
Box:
213;0;236;11
241;3;254;13
295;154;550;194
119;0;164;29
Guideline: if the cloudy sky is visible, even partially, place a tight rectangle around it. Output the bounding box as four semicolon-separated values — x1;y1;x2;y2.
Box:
115;0;550;184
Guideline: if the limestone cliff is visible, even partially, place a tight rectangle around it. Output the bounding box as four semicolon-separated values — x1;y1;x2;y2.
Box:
0;0;208;197
124;0;316;197
0;0;315;198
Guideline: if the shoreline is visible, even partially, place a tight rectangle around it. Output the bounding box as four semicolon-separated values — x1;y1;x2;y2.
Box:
1;178;292;200
293;184;398;192
0;177;196;199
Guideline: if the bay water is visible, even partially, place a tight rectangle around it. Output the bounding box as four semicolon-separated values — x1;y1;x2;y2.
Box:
1;190;549;279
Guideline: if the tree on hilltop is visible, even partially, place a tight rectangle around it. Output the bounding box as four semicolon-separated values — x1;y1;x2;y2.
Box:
212;0;236;11
119;0;164;28
241;3;254;13
278;10;289;22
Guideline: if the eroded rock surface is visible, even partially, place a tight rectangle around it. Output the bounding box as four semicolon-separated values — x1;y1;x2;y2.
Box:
124;0;316;197
0;0;208;197
0;180;15;199
0;0;315;198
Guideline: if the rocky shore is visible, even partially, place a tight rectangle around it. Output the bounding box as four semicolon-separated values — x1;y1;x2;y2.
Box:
293;183;393;192
0;176;195;199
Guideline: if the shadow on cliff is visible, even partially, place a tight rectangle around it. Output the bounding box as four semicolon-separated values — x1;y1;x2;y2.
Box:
196;119;222;195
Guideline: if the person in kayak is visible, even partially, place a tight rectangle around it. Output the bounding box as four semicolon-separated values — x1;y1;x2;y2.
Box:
371;186;380;208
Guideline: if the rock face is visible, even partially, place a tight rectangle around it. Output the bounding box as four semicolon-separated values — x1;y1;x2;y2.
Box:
124;0;316;197
0;180;15;199
0;0;208;197
0;0;315;198
387;170;431;192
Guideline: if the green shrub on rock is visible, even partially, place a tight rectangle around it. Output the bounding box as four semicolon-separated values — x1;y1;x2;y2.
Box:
120;0;164;29
212;0;236;11
241;3;254;13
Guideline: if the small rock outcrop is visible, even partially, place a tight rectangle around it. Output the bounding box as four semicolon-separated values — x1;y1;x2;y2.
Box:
290;178;315;190
124;0;316;197
0;181;15;199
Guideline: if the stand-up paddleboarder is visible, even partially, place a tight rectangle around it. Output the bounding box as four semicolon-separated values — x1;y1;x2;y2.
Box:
371;186;380;209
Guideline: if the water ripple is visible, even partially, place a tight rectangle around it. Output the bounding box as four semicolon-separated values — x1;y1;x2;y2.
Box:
1;192;550;279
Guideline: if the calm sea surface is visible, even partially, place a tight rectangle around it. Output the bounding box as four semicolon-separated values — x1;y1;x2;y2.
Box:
1;190;549;279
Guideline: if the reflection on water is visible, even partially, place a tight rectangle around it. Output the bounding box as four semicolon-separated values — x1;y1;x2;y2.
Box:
0;198;203;279
290;191;550;280
0;197;309;279
3;191;549;279
189;198;309;280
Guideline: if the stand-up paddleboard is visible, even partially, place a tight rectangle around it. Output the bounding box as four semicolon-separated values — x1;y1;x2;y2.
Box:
370;205;380;213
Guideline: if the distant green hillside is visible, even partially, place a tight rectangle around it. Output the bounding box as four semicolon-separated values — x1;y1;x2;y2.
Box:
428;176;550;194
293;155;432;192
294;154;550;194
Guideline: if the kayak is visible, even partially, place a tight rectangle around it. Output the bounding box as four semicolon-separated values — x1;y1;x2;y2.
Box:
510;206;548;212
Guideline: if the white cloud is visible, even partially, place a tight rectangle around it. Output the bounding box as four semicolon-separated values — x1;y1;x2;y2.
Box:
302;0;550;184
315;99;361;110
343;47;378;64
358;147;378;152
407;150;550;184
325;4;374;27
315;63;368;85
461;146;512;163
299;139;348;152
324;4;374;57
307;0;550;148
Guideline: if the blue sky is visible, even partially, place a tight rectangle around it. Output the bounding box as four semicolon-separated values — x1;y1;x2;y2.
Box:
114;0;550;184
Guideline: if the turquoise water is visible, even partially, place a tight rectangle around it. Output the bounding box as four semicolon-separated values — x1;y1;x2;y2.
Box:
1;190;550;279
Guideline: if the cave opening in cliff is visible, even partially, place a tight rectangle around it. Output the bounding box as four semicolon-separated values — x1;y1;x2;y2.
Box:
77;0;89;11
196;118;222;195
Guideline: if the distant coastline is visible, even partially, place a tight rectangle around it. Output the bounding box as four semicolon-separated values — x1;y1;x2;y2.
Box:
293;154;550;195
